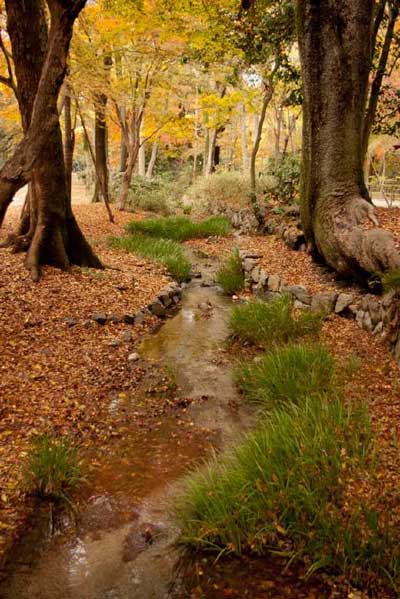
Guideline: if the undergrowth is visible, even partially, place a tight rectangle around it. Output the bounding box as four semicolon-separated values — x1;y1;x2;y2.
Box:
235;343;335;411
175;395;400;589
126;215;231;241
382;268;400;293
215;249;244;295
230;295;322;347
109;234;191;282
23;434;84;504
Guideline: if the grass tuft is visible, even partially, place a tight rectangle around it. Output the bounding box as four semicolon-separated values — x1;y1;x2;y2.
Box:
109;234;191;282
23;434;84;503
126;215;231;241
382;268;400;293
215;249;245;295
235;343;335;410
229;295;321;347
174;396;399;587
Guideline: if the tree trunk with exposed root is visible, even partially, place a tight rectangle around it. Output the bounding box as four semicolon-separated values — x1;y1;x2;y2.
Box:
297;0;400;278
0;0;101;281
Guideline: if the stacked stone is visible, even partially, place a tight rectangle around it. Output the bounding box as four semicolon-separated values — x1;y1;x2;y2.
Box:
239;250;400;357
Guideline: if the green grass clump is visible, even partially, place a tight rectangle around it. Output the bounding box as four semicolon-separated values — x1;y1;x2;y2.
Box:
235;343;335;410
230;295;321;347
175;396;399;587
23;434;84;503
126;215;231;241
109;234;191;282
215;249;244;295
382;268;400;292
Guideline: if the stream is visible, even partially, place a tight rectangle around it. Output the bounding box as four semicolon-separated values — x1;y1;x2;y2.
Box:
0;256;253;599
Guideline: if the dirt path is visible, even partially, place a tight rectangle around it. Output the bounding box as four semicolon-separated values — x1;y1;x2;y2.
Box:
14;175;92;206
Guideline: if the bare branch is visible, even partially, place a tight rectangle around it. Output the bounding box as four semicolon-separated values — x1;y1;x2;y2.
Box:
0;27;16;93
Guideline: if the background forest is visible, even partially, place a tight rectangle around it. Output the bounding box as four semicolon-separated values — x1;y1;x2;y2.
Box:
0;0;398;221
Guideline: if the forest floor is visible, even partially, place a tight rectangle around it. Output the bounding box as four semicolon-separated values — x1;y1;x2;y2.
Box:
0;204;179;564
1;204;400;597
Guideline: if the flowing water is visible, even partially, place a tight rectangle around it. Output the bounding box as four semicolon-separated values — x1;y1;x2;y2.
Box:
0;257;253;599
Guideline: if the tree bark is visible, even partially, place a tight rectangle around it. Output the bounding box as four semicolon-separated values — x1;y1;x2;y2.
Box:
297;0;400;278
362;1;399;160
239;102;249;172
77;101;114;222
92;93;108;203
0;0;101;280
146;141;158;180
117;103;145;210
249;84;274;227
63;92;75;201
138;118;146;177
202;125;209;176
205;128;218;176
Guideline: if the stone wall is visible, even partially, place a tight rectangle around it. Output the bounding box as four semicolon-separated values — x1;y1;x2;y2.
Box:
239;250;400;359
208;201;260;234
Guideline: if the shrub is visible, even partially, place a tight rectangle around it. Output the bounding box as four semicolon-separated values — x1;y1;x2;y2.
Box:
175;396;399;588
229;295;321;347
263;152;301;205
186;171;253;211
126;215;231;241
109;234;191;282
235;343;335;411
215;249;245;295
110;172;192;215
23;434;84;503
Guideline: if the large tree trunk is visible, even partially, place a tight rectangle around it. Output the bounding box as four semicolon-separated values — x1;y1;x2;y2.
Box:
1;0;101;280
297;0;400;278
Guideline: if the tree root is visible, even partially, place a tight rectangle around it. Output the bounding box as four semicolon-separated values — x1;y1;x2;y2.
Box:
316;196;400;278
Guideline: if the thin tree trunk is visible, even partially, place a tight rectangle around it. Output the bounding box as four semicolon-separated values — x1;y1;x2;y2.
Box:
249;84;274;227
117;106;144;210
78;102;114;222
118;140;140;210
192;85;200;181
274;104;283;155
63;92;75;201
362;1;399;159
205;83;226;176
146;141;158;180
297;0;400;277
239;103;249;172
281;112;297;159
138;118;146;177
120;122;128;172
203;125;209;176
92;93;108;203
206;128;218;176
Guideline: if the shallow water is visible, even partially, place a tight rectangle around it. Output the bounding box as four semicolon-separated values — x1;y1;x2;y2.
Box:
0;259;251;599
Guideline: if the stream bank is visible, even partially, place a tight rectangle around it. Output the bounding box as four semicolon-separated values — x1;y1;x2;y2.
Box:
0;249;382;598
0;255;253;599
